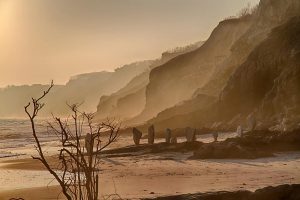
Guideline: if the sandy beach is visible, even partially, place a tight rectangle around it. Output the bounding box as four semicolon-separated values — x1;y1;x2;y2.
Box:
1;143;300;200
1;124;300;199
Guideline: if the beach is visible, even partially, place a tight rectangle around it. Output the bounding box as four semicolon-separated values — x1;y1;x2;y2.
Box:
1;135;300;199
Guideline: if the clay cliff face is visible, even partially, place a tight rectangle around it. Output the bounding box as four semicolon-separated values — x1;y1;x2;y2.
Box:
147;94;216;131
145;0;300;131
136;17;253;124
95;42;204;122
0;61;150;117
219;16;300;130
211;0;300;96
0;84;64;118
52;60;152;115
95;70;150;121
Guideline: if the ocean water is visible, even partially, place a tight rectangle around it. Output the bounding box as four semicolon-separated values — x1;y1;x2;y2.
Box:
0;119;58;158
0;118;238;159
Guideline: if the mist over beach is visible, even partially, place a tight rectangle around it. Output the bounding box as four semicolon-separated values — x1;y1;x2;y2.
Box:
0;0;300;199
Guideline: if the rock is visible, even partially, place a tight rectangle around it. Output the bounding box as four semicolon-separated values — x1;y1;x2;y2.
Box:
170;136;177;144
132;127;142;145
148;125;155;144
192;142;256;159
141;184;300;200
165;128;172;143
190;129;300;159
185;127;196;142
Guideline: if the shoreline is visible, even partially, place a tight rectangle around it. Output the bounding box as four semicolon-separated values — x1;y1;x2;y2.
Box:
1;131;300;199
1;150;300;199
1;183;300;200
142;184;300;200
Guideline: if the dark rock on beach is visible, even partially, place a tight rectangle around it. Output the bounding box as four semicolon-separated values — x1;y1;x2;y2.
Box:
191;141;272;159
101;141;203;158
192;129;300;159
142;184;300;200
103;129;300;159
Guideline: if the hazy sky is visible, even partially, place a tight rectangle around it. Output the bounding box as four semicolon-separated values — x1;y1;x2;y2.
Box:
0;0;259;87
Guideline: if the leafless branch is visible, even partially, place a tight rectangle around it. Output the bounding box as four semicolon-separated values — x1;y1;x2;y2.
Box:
25;82;120;200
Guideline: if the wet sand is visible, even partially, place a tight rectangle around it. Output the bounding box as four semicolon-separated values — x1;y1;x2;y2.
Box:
1;150;300;200
0;186;62;200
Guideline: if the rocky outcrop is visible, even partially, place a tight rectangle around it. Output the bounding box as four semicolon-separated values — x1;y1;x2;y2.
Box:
142;184;300;200
192;129;300;159
101;141;203;157
102;129;300;159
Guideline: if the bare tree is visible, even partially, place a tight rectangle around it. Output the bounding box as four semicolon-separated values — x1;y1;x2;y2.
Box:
237;3;258;18
238;3;251;17
25;81;120;200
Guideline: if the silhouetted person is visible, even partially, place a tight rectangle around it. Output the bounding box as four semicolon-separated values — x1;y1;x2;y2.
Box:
213;132;218;142
280;116;288;134
185;127;196;142
148;125;155;144
247;113;256;132
165;128;172;143
237;125;243;137
170;136;177;144
85;133;94;155
132;127;142;145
